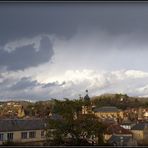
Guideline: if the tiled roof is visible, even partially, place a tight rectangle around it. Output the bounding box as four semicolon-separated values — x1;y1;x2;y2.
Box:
131;122;148;130
105;124;132;135
108;135;133;145
49;113;63;120
0;119;45;132
93;106;120;112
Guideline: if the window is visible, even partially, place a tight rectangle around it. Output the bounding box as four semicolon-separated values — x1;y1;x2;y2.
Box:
41;130;45;137
7;133;13;141
0;133;4;141
21;132;27;139
29;131;36;138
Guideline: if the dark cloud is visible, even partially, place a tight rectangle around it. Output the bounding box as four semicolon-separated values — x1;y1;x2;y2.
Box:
42;81;66;88
1;3;148;100
10;77;39;91
0;3;148;45
0;77;64;100
42;82;58;88
0;36;54;70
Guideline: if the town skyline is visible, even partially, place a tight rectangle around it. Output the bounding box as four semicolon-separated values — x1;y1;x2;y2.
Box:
1;2;148;100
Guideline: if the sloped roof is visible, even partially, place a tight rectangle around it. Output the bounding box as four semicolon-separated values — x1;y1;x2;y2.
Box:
0;119;45;132
93;106;120;112
131;122;148;130
108;135;133;146
105;124;132;135
121;120;133;125
49;113;63;120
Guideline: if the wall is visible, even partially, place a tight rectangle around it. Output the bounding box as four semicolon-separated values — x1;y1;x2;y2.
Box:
0;130;46;145
94;112;123;119
131;130;144;141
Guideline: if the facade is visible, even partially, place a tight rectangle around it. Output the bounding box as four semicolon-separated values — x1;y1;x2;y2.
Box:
131;122;148;144
108;135;137;146
120;121;136;130
0;119;46;145
0;102;25;119
144;111;148;120
104;124;133;142
92;106;123;122
82;106;92;114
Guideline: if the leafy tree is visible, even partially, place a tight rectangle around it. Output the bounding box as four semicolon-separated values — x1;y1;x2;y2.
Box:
24;103;35;116
46;99;106;146
145;102;148;108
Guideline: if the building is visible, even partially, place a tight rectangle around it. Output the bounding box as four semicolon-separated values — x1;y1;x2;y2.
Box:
104;124;133;142
120;120;136;130
138;107;143;121
108;135;137;146
143;111;148;120
0;119;46;145
82;90;92;115
17;106;25;118
92;106;123;123
131;122;148;145
0;102;25;119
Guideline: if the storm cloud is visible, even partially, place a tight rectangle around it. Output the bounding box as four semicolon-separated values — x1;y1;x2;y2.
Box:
1;3;148;44
0;2;148;100
0;35;54;70
10;77;39;91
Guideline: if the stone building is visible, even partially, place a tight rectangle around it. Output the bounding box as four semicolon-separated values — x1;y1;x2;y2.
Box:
131;122;148;145
0;119;46;145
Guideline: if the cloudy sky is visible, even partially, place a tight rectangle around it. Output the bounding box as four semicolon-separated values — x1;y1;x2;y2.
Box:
1;2;148;101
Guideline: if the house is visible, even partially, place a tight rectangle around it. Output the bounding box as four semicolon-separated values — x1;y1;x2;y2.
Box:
131;122;148;145
104;124;133;142
0;119;46;145
92;106;123;123
120;121;136;130
0;102;25;119
108;135;137;146
143;111;148;120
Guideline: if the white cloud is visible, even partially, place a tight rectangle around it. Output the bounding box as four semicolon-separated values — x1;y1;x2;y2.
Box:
37;69;148;99
1;68;148;100
1;29;148;100
3;34;49;53
125;70;148;78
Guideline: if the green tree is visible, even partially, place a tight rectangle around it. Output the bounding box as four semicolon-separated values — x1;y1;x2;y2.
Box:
46;99;106;146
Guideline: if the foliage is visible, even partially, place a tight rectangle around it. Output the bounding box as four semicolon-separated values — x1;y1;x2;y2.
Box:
46;99;106;146
24;101;53;117
2;141;22;146
91;93;146;109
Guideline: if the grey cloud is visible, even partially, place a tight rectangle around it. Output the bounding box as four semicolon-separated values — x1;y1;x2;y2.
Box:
42;82;58;88
10;77;39;91
0;36;54;70
1;70;148;100
42;81;66;88
0;3;148;45
1;3;148;100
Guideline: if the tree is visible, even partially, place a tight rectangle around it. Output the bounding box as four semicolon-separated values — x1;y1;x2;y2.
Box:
46;99;106;146
24;103;35;116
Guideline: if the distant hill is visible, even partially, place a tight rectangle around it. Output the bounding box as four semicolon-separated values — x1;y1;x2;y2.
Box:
92;93;148;102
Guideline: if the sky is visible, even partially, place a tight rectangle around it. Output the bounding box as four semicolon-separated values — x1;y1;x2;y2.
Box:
1;2;148;101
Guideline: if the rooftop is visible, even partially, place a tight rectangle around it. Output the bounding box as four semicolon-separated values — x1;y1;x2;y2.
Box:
93;106;121;113
105;124;132;135
108;135;134;146
49;113;63;120
131;122;148;130
0;119;45;132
